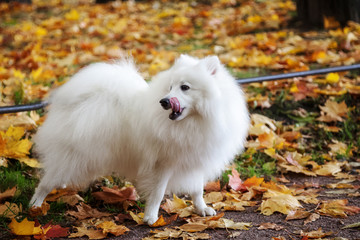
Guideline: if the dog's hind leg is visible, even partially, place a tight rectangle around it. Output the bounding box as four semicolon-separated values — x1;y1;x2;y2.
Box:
30;172;63;207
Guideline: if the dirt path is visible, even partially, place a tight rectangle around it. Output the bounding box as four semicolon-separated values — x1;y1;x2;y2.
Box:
102;173;360;240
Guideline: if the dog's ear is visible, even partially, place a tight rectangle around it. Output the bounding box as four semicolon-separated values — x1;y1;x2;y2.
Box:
202;56;220;75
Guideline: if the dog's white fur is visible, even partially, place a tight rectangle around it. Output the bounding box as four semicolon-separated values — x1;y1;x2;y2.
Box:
30;55;249;225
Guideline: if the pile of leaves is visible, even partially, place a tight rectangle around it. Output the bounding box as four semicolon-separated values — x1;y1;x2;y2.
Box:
1;0;360;239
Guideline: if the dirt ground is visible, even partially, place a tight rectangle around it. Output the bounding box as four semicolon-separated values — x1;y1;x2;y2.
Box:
109;173;360;240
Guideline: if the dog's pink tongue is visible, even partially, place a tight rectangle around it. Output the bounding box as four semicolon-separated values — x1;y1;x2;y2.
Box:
170;97;181;113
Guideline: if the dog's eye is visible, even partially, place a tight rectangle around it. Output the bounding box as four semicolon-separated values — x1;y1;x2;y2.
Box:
180;85;190;91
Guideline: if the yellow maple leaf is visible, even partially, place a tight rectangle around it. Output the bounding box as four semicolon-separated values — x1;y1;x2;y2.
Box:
0;126;32;160
8;217;42;235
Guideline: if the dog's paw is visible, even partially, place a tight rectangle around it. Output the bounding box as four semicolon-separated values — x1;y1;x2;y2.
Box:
143;215;158;225
194;206;216;217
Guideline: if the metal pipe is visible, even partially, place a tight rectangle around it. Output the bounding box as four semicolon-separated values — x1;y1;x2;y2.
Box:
0;63;359;114
0;101;48;114
236;63;360;84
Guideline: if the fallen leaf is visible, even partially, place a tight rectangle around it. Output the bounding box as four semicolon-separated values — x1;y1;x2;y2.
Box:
317;199;360;218
260;190;302;215
204;181;221;192
8;217;42;235
179;222;208;232
129;211;144;225
69;226;106;239
204;192;223;204
258;222;284;231
304;213;320;225
150;214;178;227
92;186;137;204
29;202;50;217
243;176;264;188
0;187;16;201
317;100;348;122
342;221;360;229
300;227;333;239
0;202;22;218
34;223;69;239
66;203;111;220
286;209;311;221
96;221;129;236
228;168;246;192
161;194;188;214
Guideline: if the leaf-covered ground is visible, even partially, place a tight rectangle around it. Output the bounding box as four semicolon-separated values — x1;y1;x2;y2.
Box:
1;0;360;239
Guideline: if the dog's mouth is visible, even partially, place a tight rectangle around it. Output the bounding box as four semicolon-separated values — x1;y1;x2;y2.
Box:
159;97;185;120
169;97;184;120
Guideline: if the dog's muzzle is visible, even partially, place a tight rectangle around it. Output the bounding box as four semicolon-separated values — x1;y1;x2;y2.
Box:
159;97;184;120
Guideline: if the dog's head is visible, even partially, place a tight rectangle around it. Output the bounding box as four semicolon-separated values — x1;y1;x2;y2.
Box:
159;55;222;121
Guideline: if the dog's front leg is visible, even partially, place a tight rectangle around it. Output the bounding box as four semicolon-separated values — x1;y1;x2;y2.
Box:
191;185;216;217
141;171;171;225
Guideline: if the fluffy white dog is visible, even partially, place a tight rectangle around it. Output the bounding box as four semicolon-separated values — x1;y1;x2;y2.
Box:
30;55;249;225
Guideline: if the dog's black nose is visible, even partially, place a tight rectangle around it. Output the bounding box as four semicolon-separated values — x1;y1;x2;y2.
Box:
160;98;171;110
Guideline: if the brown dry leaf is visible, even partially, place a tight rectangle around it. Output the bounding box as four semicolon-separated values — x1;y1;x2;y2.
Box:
0;202;22;218
45;188;78;202
66;203;111;220
69;226;106;239
0;187;16;201
161;194;188;214
258;222;284;231
96;221;129;236
285;209;311;221
315;161;344;176
29;202;50;217
300;227;333;238
304;213;320;225
317;199;360;218
57;194;84;206
260;190;302;216
0;113;37;131
208;218;252;230
204;192;223;204
204;181;221;192
145;228;210;240
92;186;137;204
179;223;208;232
317;99;348;122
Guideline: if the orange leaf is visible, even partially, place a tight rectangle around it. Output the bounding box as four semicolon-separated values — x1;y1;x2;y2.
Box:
243;176;264;188
150;214;178;227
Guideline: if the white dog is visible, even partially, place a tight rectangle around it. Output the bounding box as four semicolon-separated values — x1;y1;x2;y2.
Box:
30;55;249;225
